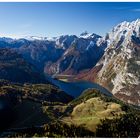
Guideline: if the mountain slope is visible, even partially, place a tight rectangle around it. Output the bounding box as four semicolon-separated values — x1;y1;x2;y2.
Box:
0;79;139;138
17;35;77;71
45;33;107;75
78;19;140;106
96;19;140;106
61;89;125;132
0;48;45;83
5;88;139;138
0;80;73;131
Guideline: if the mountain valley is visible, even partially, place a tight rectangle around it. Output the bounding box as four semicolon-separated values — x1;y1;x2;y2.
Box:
0;19;140;138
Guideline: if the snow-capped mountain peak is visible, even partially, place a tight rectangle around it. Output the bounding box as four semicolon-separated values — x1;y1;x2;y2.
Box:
94;19;140;106
79;31;93;39
24;36;48;41
106;19;140;50
79;31;102;40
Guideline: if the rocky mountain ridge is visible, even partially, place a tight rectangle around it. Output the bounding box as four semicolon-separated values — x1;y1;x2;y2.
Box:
78;19;140;106
0;33;107;75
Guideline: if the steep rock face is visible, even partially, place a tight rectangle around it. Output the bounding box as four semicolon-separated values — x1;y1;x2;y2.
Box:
17;35;77;71
45;33;107;75
0;48;46;83
95;19;140;106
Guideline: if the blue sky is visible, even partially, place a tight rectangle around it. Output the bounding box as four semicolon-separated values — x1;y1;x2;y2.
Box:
0;2;140;38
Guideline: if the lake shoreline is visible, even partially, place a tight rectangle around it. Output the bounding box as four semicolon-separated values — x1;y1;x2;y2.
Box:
46;75;113;98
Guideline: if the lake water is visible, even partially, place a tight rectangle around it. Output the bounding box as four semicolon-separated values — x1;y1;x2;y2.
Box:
46;76;112;98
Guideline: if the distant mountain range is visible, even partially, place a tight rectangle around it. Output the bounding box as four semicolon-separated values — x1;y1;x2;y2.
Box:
0;19;140;106
0;32;107;74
